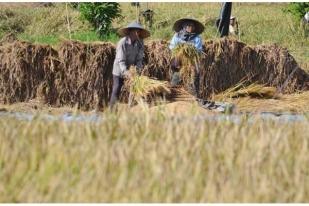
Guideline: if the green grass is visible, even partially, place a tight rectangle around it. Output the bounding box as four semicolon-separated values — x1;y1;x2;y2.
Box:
70;31;101;42
17;31;119;45
1;3;308;64
17;33;60;45
0;109;309;202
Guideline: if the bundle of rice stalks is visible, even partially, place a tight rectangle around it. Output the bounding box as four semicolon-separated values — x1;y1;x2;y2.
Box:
0;40;59;104
171;43;200;81
199;38;309;99
126;66;171;104
214;81;277;101
143;40;171;80
229;91;309;113
54;40;115;110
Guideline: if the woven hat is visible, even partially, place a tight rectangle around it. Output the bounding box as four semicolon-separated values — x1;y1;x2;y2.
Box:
118;21;150;39
172;18;205;34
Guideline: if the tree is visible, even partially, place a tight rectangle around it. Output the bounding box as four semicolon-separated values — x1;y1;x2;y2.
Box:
77;3;121;37
284;3;309;22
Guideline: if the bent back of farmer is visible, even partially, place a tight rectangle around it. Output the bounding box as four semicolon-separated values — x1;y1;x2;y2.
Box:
169;18;205;98
110;22;150;108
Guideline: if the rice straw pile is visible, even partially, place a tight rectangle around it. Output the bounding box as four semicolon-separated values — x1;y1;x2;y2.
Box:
214;81;277;101
171;43;200;84
228;91;309;113
126;66;171;103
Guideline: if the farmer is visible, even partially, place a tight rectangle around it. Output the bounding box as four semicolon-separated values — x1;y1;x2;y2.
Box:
229;16;239;36
109;22;150;107
169;18;205;98
305;12;309;23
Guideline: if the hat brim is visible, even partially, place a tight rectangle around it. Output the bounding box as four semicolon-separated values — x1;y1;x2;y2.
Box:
117;27;150;39
173;18;205;35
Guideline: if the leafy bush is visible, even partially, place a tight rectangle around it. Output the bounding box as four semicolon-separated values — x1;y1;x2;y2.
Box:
284;3;309;21
77;3;121;37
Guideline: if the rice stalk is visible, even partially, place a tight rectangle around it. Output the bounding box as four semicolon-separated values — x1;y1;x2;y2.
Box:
171;43;200;84
228;91;309;113
126;66;171;104
214;81;277;101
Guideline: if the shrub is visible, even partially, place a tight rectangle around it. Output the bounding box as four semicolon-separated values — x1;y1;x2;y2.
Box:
77;3;121;37
284;3;309;22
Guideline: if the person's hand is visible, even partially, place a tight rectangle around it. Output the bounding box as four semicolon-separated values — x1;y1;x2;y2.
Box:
136;67;143;75
123;70;132;79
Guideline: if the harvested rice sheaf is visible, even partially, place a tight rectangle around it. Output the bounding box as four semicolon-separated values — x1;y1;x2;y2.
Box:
54;40;115;110
198;38;309;99
213;81;277;101
0;40;59;104
143;40;172;80
125;66;171;104
171;43;201;85
0;38;308;111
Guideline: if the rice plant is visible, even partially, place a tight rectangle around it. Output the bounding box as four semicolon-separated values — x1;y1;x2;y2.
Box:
126;66;171;103
0;109;309;202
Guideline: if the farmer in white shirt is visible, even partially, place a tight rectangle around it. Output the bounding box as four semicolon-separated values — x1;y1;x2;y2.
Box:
304;12;309;23
169;18;205;98
110;22;150;107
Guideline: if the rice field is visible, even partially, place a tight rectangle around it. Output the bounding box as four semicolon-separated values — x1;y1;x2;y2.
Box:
1;2;309;203
0;108;308;203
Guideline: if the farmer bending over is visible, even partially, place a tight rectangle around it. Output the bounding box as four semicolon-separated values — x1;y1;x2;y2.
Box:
109;22;150;108
169;18;204;98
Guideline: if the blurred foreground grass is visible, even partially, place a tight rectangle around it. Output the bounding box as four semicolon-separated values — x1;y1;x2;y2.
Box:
0;108;308;202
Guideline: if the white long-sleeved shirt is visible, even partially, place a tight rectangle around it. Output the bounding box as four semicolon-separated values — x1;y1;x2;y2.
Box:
169;33;203;52
112;37;144;77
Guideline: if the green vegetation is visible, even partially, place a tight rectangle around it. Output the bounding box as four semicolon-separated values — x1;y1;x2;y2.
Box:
77;3;121;37
0;108;308;202
0;7;31;36
284;3;309;21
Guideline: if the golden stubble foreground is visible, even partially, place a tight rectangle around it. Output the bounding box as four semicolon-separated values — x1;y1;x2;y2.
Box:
0;106;308;203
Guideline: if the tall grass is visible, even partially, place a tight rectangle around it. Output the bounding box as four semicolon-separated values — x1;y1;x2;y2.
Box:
0;109;309;202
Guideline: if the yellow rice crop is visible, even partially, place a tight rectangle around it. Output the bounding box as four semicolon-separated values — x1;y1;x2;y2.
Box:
214;81;277;101
171;43;200;82
126;66;171;103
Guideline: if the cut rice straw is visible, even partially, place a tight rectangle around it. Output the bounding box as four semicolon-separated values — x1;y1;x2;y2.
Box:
231;91;309;113
126;66;171;103
214;81;277;101
172;43;200;84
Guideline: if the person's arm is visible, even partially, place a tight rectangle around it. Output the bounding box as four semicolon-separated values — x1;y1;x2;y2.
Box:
115;38;127;76
169;33;178;50
195;36;203;53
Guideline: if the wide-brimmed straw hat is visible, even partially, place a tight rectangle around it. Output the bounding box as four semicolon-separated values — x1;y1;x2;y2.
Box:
117;21;150;39
172;18;205;34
